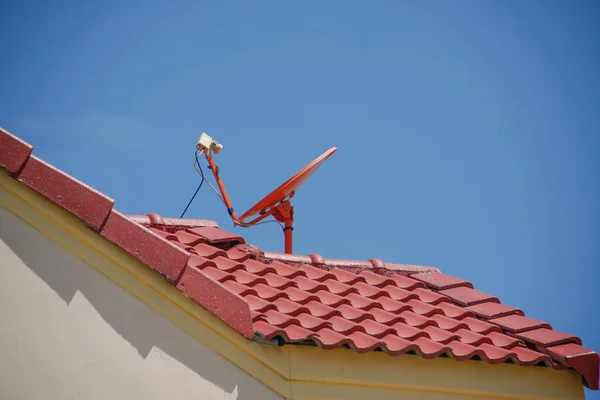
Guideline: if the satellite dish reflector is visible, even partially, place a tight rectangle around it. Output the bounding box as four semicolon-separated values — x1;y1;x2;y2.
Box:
240;147;337;220
195;133;337;254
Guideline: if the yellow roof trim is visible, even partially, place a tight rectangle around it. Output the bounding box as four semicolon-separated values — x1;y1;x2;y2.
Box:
0;170;585;400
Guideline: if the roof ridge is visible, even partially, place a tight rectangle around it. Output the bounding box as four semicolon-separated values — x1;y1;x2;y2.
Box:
260;251;441;276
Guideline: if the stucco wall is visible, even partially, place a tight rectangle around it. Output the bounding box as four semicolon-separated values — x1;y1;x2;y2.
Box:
0;206;283;400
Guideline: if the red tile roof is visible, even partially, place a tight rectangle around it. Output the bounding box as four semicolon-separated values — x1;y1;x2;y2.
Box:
1;127;598;390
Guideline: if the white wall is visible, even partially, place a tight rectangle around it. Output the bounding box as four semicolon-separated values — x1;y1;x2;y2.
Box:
0;206;283;400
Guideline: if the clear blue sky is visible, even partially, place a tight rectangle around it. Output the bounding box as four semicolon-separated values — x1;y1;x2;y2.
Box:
2;1;599;396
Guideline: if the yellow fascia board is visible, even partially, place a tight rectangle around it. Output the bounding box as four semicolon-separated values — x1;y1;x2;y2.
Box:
0;171;585;400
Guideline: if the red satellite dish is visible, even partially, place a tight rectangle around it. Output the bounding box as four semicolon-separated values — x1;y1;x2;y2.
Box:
196;133;337;254
240;147;337;220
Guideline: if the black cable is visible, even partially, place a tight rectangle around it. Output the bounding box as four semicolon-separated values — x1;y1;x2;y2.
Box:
179;150;205;218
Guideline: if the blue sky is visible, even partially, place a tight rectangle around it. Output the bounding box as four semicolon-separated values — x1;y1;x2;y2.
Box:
2;1;599;396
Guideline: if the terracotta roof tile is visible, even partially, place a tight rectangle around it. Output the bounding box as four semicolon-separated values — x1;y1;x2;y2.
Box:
465;302;523;319
210;256;244;272
438;286;499;306
1;126;597;391
513;328;581;347
0;127;33;175
330;268;366;284
437;302;472;319
19;156;114;231
390;274;424;290
187;226;244;246
541;344;600;390
411;272;473;290
190;242;227;259
490;315;551;333
400;311;439;329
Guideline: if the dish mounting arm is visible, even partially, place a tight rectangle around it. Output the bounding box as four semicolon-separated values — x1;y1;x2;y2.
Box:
203;149;296;254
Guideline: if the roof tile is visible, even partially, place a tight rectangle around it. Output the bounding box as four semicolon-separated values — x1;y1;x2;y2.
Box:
412;287;450;304
377;297;412;313
446;341;484;360
272;298;309;316
231;269;267;286
381;285;417;302
202;266;234;282
298;264;336;281
336;304;373;322
407;299;442;317
411;272;473;290
187;254;217;269
321;279;358;296
262;273;296;290
514;328;581;347
465;302;523;319
454;328;493;346
401;311;437;328
487;331;524;349
211;256;244;272
541;344;599;390
359;270;396;287
362;319;395;338
254;321;315;342
286;287;318;304
422;325;460;343
345;331;382;352
461;317;502;334
314;291;349;308
390;322;429;340
437;302;472;319
226;245;255;262
490;315;551;333
176;265;253;339
253;284;288;301
246;295;276;312
222;280;257;297
303;301;340;318
346;293;380;309
266;260;305;278
330;268;366;284
430;314;468;331
370;308;403;324
380;334;418;355
19;156;114;231
328;316;365;335
243;259;277;275
187;226;244;246
476;343;516;363
172;230;206;246
0;127;33;175
412;337;450;358
295;313;331;330
510;346;554;366
190;242;227;259
100;211;189;282
439;286;499;306
390;274;424;290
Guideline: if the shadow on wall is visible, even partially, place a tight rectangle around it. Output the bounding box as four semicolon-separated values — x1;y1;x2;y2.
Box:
0;210;274;400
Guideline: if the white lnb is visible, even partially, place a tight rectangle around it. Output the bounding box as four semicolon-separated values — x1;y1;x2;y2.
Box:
197;132;223;157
